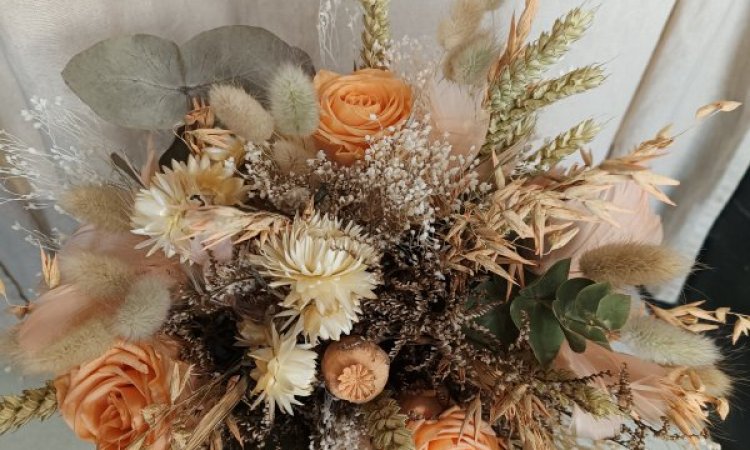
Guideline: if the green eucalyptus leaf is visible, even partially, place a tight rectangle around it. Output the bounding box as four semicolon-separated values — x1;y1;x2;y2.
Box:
561;327;587;353
566;321;610;348
556;278;594;317
510;295;537;329
529;306;565;367
62;26;314;130
62;34;184;129
521;258;571;300
575;282;611;316
596;293;631;330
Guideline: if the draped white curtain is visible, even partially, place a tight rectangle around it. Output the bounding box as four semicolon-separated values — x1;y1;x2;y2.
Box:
0;1;747;448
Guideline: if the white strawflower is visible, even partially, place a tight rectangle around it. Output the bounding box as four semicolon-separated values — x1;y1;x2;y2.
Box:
131;155;247;260
252;213;379;342
250;327;317;418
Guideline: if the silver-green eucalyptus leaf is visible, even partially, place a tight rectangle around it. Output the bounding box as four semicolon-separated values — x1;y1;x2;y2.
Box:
62;26;314;130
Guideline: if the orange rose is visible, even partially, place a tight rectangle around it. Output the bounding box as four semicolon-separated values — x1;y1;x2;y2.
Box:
55;342;174;450
314;68;412;165
408;406;503;450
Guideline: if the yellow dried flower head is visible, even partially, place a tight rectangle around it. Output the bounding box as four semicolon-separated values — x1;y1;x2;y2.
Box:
249;327;317;419
131;155;247;260
252;213;379;342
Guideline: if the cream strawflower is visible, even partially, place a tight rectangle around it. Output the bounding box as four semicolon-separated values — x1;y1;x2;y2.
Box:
250;327;317;418
251;213;379;342
131;155;247;260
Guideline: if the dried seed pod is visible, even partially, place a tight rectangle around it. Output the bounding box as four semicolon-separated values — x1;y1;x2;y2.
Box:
322;335;389;404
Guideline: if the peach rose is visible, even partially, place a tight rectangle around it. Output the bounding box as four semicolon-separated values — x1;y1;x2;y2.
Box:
408;406;503;450
55;342;173;450
314;68;412;165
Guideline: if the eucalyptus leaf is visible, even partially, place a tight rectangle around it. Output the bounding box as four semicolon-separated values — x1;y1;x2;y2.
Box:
566;321;610;348
529;305;565;367
596;293;631;330
521;258;570;299
574;282;611;316
556;278;593;317
561;327;587;353
63;26;314;130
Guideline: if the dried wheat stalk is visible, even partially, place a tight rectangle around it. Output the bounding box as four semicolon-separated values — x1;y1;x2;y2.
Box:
360;0;391;69
0;381;58;435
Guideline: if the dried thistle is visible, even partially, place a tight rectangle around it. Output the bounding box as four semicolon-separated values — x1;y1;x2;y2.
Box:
209;84;274;143
359;0;392;69
58;184;134;232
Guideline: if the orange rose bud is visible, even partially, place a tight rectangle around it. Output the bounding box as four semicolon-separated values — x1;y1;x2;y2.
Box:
313;68;412;166
408;405;503;450
55;342;174;450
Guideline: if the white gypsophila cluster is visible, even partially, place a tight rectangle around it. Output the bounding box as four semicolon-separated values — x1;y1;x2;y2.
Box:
313;119;484;242
0;97;127;209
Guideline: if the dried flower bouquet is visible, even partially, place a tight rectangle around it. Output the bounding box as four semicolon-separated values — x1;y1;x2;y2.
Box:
0;1;744;449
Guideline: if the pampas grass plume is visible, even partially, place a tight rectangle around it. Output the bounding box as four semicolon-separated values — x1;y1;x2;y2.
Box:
112;275;172;340
59;251;134;300
58;184;133;232
443;31;499;86
579;243;691;286
620;316;721;367
209;84;274;142
269;65;319;136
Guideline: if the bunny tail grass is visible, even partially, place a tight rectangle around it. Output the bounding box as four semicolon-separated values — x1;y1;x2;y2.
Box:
209;84;274;143
579;243;691;286
59;251;135;300
620;316;721;367
112;275;172;341
58;184;134;232
269;65;320;137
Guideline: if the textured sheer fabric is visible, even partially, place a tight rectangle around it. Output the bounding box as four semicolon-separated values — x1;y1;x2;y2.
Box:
0;1;748;448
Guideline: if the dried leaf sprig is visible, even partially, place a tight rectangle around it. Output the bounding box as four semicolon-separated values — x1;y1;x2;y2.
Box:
0;381;58;435
649;301;750;344
359;0;392;69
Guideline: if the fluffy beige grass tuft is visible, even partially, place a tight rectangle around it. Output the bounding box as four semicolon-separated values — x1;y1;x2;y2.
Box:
209;84;274;143
58;184;134;232
579;243;691;286
59;251;134;300
620;316;721;367
112;275;172;341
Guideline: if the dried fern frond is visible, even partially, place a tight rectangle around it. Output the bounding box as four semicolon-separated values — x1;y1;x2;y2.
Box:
363;393;414;450
360;0;392;69
0;381;57;435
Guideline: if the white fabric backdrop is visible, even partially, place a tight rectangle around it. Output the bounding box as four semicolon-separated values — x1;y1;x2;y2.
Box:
0;1;747;448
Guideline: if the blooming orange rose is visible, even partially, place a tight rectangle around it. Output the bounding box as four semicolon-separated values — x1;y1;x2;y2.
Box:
55;342;174;450
408;406;503;450
314;68;412;165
